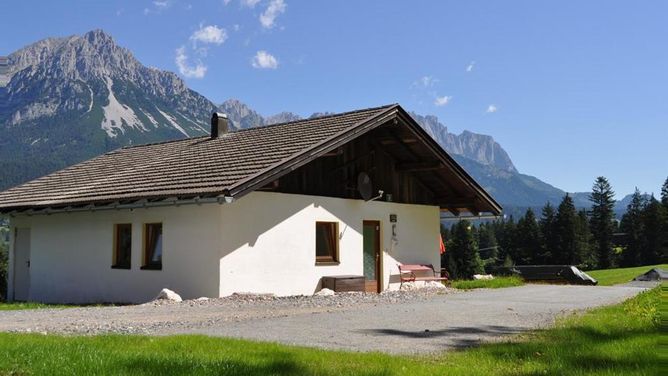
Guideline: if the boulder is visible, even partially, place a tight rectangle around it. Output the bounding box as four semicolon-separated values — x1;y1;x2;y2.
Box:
424;281;447;289
315;288;335;296
473;274;494;280
154;288;182;302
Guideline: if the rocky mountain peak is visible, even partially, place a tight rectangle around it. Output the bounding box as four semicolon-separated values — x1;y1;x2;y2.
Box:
266;112;302;125
83;29;114;45
409;112;517;173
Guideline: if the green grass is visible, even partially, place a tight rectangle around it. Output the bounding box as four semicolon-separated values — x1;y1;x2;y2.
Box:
0;302;72;311
586;264;667;286
0;286;659;375
450;275;524;290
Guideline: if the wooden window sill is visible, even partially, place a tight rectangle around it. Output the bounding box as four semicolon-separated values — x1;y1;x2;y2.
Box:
315;261;340;266
111;265;131;270
140;265;162;270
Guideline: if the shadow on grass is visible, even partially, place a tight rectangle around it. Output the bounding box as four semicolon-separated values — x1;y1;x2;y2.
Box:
474;324;660;375
357;325;527;348
119;356;308;376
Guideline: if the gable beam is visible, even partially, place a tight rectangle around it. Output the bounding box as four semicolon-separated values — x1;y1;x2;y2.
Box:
395;161;442;172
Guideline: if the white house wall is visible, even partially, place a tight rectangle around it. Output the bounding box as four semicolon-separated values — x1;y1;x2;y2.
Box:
218;192;441;296
8;205;221;303
8;192;441;303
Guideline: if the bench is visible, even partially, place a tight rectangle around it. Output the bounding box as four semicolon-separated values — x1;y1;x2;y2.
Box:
397;264;449;289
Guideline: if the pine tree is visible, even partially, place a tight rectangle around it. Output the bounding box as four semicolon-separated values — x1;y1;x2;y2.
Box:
495;217;517;266
516;208;541;265
661;177;668;261
477;223;499;267
539;203;558;264
555;195;578;265
619;188;645;267
640;196;663;265
662;177;668;208
575;209;594;268
446;220;483;279
589;177;616;268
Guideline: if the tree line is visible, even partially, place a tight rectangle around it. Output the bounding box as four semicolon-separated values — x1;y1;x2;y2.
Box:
442;176;668;279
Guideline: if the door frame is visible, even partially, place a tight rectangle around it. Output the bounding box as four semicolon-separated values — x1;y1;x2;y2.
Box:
363;220;382;293
12;227;31;301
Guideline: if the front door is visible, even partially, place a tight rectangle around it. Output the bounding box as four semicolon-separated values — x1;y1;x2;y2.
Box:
13;228;31;301
363;220;381;293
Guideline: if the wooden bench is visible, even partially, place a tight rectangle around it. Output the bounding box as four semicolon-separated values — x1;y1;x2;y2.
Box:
397;264;449;289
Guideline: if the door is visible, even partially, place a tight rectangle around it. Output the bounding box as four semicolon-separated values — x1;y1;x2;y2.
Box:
13;228;31;301
363;221;381;293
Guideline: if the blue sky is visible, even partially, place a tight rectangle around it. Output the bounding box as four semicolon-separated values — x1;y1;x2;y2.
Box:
2;1;666;197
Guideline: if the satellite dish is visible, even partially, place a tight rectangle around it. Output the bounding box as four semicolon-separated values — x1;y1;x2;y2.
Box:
357;172;373;201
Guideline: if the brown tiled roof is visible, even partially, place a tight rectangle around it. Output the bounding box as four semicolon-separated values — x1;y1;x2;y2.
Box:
0;104;398;211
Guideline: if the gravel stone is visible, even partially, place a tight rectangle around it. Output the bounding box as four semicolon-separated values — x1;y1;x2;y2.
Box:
0;284;652;353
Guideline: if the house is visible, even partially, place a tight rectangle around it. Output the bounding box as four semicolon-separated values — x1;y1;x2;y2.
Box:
0;104;501;303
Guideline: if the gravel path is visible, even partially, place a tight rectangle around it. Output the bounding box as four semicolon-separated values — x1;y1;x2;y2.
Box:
0;284;652;354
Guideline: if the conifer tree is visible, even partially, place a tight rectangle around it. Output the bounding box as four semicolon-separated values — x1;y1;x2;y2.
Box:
662;177;668;260
662;177;668;208
640;195;663;265
619;188;645;267
516;208;541;265
589;177;616;268
555;195;578;264
495;217;517;266
446;220;483;279
539;203;558;264
575;209;595;268
477;222;499;267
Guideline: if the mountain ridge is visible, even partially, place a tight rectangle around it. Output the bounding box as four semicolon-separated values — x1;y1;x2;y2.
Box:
0;29;617;213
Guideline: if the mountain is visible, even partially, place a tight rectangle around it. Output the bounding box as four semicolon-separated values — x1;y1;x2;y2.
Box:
0;30;217;189
0;29;621;215
409;113;517;173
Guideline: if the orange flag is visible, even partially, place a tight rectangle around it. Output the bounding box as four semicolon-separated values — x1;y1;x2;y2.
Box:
439;235;446;255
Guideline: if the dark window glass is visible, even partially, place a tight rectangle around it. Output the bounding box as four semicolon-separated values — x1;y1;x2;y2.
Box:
315;222;338;263
113;224;132;269
143;223;163;270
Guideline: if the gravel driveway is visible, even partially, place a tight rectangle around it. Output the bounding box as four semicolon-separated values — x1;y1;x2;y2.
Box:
0;284;652;354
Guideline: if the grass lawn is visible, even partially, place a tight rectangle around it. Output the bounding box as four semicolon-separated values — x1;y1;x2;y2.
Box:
450;276;524;290
0;302;72;311
0;287;659;375
586;264;667;286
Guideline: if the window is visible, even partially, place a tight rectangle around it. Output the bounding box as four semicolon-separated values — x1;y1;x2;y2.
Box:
315;221;339;264
112;224;132;269
142;223;163;270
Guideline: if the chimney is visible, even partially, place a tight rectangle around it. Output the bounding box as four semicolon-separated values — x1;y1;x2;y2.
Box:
210;112;228;138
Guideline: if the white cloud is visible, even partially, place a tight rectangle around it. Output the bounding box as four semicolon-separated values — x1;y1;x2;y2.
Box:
413;75;438;88
175;47;207;78
143;0;172;15
153;0;170;8
190;24;228;45
241;0;261;7
466;61;475;72
223;0;232;5
260;0;286;28
486;104;498;113
252;50;279;69
434;96;452;107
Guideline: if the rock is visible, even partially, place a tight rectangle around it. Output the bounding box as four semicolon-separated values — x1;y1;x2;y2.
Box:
424;281;447;289
474;274;494;280
153;288;182;302
315;288;335;296
196;297;209;301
